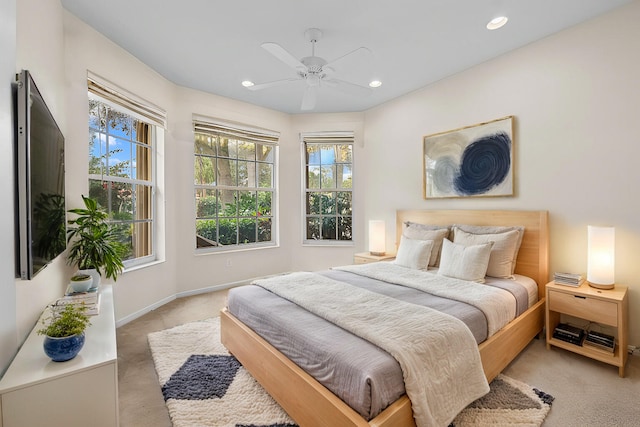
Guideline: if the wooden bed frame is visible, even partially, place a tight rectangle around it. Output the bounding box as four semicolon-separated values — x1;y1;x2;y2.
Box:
221;209;549;427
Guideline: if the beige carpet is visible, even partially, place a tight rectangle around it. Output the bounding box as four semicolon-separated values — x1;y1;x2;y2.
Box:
148;317;553;427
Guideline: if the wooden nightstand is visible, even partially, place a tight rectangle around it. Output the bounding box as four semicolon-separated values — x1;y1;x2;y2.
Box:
353;252;395;264
545;281;628;377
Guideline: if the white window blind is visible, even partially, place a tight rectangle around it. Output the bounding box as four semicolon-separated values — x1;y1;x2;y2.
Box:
87;71;167;129
193;115;279;144
300;131;354;144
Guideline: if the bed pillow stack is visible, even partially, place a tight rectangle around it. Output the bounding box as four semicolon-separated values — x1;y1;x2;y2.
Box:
449;228;518;278
450;225;525;279
397;221;526;282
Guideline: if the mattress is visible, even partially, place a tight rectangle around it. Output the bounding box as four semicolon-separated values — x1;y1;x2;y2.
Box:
226;267;536;420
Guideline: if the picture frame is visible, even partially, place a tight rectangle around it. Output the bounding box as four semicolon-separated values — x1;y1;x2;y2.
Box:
423;116;514;199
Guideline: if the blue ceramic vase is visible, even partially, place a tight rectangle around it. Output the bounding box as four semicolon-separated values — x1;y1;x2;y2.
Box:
43;333;85;362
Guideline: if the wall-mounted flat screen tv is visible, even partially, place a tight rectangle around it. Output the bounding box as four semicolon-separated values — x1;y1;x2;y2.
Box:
14;70;66;280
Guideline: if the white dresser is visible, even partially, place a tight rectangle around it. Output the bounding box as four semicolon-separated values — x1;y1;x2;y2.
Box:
0;286;119;427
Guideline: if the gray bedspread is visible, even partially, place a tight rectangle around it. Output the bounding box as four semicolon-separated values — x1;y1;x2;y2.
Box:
226;268;530;421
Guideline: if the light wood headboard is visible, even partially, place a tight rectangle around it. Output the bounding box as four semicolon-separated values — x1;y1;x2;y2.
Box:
396;210;549;299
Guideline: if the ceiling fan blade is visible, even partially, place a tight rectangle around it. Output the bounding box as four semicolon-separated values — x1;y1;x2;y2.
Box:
300;85;317;111
324;78;372;97
261;42;307;72
247;78;300;91
324;46;372;70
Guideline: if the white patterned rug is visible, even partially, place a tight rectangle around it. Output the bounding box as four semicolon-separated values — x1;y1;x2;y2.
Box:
148;318;553;427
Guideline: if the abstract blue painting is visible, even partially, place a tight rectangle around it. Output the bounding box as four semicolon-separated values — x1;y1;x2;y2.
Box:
423;116;514;199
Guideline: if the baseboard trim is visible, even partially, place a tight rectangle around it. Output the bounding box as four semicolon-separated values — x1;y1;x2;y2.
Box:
116;294;176;328
175;279;249;299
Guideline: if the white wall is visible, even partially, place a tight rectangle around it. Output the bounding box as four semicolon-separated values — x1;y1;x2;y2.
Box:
362;1;640;344
13;0;73;344
0;0;17;375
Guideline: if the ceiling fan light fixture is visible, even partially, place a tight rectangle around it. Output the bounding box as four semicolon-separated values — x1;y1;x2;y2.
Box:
487;16;508;30
307;74;320;87
241;80;255;88
369;80;382;88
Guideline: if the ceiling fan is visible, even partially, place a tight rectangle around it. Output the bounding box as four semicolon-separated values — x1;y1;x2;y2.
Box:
246;28;374;111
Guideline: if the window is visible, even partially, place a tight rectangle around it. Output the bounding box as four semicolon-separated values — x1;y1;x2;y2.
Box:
302;132;353;244
87;73;165;268
194;117;279;251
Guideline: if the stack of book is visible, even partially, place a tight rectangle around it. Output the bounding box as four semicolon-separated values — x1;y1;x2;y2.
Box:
554;272;585;287
584;330;615;353
553;323;585;346
54;287;101;316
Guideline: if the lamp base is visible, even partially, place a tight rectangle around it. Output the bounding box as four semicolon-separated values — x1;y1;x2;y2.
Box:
588;281;615;290
369;251;386;256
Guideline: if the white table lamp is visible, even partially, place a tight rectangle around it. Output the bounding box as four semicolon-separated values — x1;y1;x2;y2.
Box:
587;225;615;290
369;220;386;256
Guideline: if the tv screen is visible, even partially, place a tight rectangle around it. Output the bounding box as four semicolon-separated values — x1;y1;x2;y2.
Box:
14;70;66;280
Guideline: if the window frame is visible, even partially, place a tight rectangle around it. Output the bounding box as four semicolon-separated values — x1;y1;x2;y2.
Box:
87;73;165;270
194;117;279;253
301;132;354;247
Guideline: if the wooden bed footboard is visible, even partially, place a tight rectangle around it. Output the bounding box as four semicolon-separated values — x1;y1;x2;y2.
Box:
220;308;413;427
221;301;544;427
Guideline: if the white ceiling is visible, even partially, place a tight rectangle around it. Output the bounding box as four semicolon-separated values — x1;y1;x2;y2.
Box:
61;0;631;114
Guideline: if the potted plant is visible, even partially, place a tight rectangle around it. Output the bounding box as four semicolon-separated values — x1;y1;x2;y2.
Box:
69;273;93;293
37;303;91;362
67;195;125;288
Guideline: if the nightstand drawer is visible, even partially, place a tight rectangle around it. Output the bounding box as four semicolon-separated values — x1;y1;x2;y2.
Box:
548;290;618;326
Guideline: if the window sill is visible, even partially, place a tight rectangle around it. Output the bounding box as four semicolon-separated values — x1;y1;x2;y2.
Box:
195;242;279;255
123;258;165;274
302;240;354;247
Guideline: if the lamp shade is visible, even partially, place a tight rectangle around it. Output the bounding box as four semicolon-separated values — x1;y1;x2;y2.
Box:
587;226;615;289
369;220;386;256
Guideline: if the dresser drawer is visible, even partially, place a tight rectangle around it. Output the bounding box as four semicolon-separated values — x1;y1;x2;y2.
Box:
548;290;618;326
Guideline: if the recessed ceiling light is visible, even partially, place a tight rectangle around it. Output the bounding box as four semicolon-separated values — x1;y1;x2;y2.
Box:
241;80;254;87
487;16;508;30
369;80;382;88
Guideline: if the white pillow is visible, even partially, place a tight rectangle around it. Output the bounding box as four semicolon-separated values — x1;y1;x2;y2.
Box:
394;235;434;270
402;225;449;267
438;239;494;283
452;224;524;273
452;227;520;279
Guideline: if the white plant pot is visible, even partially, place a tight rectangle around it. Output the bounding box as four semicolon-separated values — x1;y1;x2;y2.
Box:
78;268;101;290
69;275;93;293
